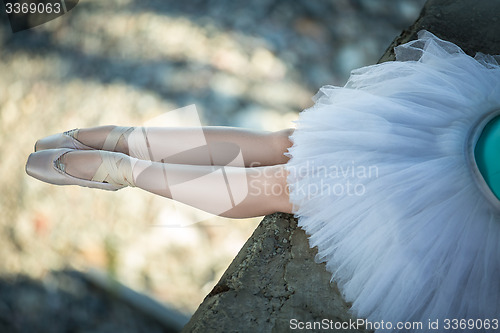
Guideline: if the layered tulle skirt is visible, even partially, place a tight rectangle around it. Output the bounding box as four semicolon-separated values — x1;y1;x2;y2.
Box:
286;30;500;332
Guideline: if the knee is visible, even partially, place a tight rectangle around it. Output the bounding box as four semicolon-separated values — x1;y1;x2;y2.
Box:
276;128;294;144
269;128;294;160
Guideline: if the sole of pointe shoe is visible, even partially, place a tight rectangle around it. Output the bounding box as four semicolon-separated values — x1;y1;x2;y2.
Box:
26;148;125;191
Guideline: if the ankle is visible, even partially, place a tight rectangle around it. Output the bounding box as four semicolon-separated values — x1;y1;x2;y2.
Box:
75;125;133;154
114;126;132;155
75;126;115;151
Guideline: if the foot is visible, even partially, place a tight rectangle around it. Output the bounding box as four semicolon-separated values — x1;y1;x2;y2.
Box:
59;150;104;182
26;148;131;191
34;126;133;154
57;150;137;187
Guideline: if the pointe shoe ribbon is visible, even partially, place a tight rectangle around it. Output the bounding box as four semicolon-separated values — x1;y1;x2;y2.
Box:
92;151;136;187
102;126;134;152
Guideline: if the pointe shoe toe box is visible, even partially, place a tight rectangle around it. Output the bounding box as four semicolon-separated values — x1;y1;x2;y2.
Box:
35;133;92;151
26;149;65;184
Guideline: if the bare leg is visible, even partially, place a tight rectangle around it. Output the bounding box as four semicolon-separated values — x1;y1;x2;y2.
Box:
75;126;294;167
62;150;292;218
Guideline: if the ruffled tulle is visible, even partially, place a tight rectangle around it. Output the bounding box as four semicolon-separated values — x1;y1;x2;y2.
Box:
286;30;500;332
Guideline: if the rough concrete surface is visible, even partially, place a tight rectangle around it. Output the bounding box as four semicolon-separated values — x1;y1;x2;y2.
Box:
182;214;366;333
184;0;500;332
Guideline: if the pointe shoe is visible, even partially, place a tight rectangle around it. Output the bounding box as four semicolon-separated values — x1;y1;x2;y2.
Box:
26;148;136;191
34;127;134;152
34;129;93;152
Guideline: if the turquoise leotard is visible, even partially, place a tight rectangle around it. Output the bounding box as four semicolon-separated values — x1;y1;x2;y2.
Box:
475;115;500;200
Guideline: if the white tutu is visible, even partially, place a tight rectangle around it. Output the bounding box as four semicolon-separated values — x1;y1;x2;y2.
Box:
286;30;500;332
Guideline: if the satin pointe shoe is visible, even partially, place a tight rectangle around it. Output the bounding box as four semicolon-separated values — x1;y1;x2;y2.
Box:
34;127;134;152
34;129;93;152
26;148;136;191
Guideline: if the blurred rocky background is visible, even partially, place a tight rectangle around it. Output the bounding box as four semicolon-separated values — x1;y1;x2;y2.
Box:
0;0;426;331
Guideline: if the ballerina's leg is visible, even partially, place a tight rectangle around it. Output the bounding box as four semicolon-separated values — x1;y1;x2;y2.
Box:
132;160;292;218
62;150;292;218
75;126;294;167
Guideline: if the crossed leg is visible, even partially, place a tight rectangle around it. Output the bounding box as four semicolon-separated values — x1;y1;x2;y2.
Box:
73;125;293;166
60;126;295;218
